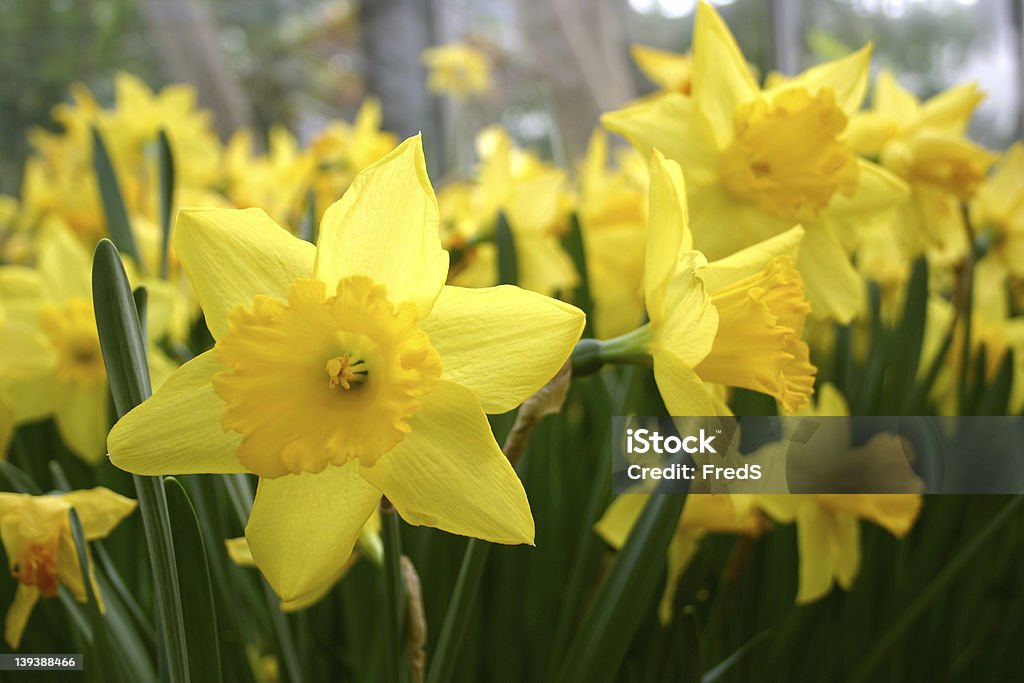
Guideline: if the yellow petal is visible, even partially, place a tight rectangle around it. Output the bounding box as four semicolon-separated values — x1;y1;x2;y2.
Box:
601;95;720;183
655;252;718;367
246;461;380;602
872;70;919;121
360;381;534;544
173;207;315;339
919;82;985;136
422;285;584;414
631;44;692;92
691;1;759;148
0;322;55;381
315;135;448;315
515;233;580;297
832;511;861;590
797;224;862;323
824;494;922;536
108;351;247;475
827;159;909;217
652;349;717;416
772;44;872;117
0;267;47;326
55;382;109;464
659;531;702;624
594;493;648;549
794;504;837;604
4;585;40;649
225;537;256;567
37;219;91;304
61;488;137;540
646;151;694;316
697;226;804;293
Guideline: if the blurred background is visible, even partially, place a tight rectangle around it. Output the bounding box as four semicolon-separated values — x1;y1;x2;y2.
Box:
1;0;1021;193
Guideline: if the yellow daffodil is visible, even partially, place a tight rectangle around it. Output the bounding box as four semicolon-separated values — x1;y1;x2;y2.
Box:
21;74;223;242
753;493;921;603
442;127;579;296
0;297;56;453
603;1;908;323
631;45;693;95
848;71;994;267
224;126;318;230
0;488;136;648
577;129;648;338
972;143;1024;278
107;136;585;602
606;150;815;415
750;385;923;603
596;493;764;623
421;43;493;100
310;99;398;220
0;220;174;462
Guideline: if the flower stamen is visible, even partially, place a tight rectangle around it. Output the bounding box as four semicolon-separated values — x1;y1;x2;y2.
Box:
325;354;368;390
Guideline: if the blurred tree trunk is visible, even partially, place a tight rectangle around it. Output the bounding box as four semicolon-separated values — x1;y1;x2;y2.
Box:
140;0;252;138
514;0;635;162
360;0;442;175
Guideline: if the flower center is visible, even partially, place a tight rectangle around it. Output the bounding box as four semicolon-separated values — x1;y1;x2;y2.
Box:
695;256;816;412
213;276;442;478
325;354;367;390
11;540;59;597
719;87;859;218
39;297;106;388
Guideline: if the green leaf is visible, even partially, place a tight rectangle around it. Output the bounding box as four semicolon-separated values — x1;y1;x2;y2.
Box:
556;482;689;683
67;508;120;683
701;630;772;682
92;239;190;683
889;258;928;411
425;539;490;683
0;459;42;494
381;503;409;683
495;212;518;286
157;129;176;280
976;349;1014;416
92;128;142;268
164;477;223;683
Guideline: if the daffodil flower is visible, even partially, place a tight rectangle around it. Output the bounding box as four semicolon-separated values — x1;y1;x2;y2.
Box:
0;220;175;461
576;129;648;338
602;150;815;415
596;493;764;624
603;1;908;323
753;493;920;604
847;70;995;269
0;487;137;648
108;136;585;602
972;143;1024;278
421;44;493;100
442;127;579;297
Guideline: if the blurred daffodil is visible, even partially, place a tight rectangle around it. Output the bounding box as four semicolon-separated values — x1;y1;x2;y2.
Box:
0;488;136;648
596;493;764;623
421;43;493;100
604;1;908;322
0;220;174;462
972;143;1024;278
848;70;994;267
599;151;815;415
442;127;579;296
753;493;921;603
107;136;585;602
577;129;648;338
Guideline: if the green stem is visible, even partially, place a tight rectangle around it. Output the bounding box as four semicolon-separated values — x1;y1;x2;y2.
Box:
570;326;654;378
381;500;408;683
